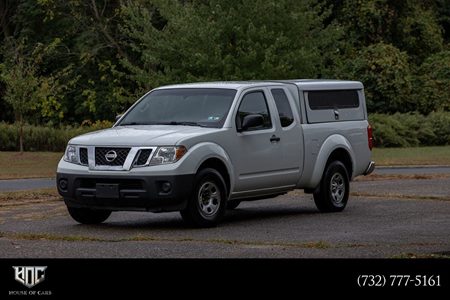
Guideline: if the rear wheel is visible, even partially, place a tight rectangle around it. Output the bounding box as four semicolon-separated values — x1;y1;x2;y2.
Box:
313;161;349;212
67;206;111;224
180;168;227;227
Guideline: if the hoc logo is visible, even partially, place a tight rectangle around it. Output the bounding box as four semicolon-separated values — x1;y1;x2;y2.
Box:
12;266;47;288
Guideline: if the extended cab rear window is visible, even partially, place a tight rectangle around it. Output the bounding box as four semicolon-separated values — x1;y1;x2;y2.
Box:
308;90;359;110
271;89;294;127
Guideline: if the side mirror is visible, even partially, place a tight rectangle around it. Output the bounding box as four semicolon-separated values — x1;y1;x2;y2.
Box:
115;114;123;122
239;114;264;132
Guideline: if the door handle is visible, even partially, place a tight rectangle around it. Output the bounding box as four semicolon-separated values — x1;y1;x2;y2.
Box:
334;109;340;120
270;135;281;143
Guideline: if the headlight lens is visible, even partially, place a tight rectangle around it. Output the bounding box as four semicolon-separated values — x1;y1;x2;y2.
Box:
63;145;79;164
150;146;187;165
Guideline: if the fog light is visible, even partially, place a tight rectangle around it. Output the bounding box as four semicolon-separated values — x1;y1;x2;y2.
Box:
59;179;68;191
161;182;172;193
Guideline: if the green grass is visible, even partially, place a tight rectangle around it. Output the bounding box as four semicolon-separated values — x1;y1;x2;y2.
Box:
0;146;449;179
0;152;62;179
372;146;450;166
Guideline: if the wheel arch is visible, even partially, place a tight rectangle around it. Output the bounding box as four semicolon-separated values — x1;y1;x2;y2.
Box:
302;134;356;189
197;157;231;197
326;148;353;179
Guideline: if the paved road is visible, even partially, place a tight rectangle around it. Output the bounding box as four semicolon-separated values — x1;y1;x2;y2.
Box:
353;178;450;198
0;178;449;258
1;166;449;192
0;178;55;192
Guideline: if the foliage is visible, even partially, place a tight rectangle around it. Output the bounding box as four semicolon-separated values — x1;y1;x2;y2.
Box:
336;0;401;45
0;38;74;151
340;43;413;113
414;51;450;114
0;40;41;121
0;121;113;152
369;112;450;147
426;111;450;145
0;0;449;146
329;1;444;62
328;0;448;115
121;0;341;90
397;4;444;63
434;0;450;41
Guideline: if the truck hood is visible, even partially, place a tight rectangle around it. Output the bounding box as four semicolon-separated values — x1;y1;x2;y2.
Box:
69;125;221;146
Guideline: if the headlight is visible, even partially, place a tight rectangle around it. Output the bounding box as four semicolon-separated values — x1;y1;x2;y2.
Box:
63;145;79;164
150;146;187;165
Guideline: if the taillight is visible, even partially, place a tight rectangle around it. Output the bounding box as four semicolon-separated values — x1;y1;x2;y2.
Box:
367;124;373;150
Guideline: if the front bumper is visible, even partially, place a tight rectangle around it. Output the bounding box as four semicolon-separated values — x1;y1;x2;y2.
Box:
57;172;195;212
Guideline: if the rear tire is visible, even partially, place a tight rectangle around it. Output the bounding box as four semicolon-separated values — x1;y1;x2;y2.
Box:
180;168;227;227
313;161;349;212
67;206;111;224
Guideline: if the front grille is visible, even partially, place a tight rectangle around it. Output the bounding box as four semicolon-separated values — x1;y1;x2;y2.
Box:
95;147;130;166
134;149;152;166
79;148;88;165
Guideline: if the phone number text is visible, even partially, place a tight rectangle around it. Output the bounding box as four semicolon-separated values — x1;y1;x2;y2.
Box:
357;275;441;287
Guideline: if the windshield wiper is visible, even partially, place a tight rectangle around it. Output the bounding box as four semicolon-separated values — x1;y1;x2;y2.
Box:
118;122;151;126
157;121;208;127
119;121;209;127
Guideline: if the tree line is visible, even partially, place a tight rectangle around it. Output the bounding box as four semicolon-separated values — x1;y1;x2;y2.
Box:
0;0;449;127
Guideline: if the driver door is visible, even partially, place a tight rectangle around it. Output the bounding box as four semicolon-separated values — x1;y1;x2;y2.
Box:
230;89;292;193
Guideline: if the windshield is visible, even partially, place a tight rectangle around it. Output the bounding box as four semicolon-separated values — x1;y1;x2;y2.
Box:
117;88;237;128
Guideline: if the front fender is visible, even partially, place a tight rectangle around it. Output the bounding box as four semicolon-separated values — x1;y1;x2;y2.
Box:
179;142;235;191
302;134;356;189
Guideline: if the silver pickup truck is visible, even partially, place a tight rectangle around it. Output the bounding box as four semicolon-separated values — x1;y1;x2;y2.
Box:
57;80;375;227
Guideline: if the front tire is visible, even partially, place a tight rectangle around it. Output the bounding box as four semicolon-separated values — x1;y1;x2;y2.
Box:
67;206;111;224
180;168;227;227
313;161;349;212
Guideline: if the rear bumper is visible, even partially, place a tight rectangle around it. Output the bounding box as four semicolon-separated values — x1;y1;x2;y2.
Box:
363;161;376;175
56;172;195;212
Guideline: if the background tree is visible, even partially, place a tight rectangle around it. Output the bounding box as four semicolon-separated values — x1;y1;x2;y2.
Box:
36;0;133;122
0;39;68;151
1;41;42;152
120;0;342;91
396;3;443;64
0;0;449;126
338;43;412;113
414;51;450;114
